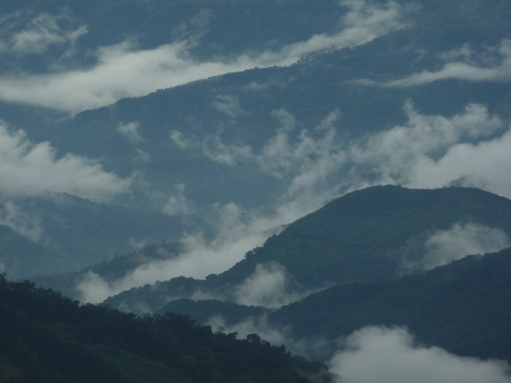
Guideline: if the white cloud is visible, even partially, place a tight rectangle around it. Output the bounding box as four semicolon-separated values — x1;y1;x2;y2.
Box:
420;223;510;270
78;102;511;303
0;0;410;113
232;262;325;308
407;129;511;197
329;326;511;383
347;102;511;198
0;122;130;202
76;184;336;304
360;40;511;87
117;121;143;144
202;135;253;166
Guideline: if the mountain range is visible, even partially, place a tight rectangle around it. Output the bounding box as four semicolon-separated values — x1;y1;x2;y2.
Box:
1;0;511;382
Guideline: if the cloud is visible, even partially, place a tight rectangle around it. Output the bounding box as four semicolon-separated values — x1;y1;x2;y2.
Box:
406;129;511;197
420;223;511;270
0;12;87;55
78;102;511;303
0;122;130;202
360;40;511;87
329;326;511;383
162;184;194;215
76;182;336;304
231;262;326;308
0;0;410;113
211;95;244;119
0;201;42;242
202;135;253;166
173;108;346;197
76;202;279;303
117;121;143;144
346;101;511;198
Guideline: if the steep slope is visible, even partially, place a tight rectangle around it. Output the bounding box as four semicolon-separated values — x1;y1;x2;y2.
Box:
102;186;511;313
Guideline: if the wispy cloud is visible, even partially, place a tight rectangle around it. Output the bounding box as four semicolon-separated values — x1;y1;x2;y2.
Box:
76;184;336;304
329;326;511;383
0;122;130;202
0;0;411;113
117;121;143;144
359;40;511;87
78;101;511;303
228;261;327;308
0;12;87;55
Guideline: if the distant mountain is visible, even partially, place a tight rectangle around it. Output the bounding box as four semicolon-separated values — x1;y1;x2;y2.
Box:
1;0;511;280
98;185;511;313
269;247;511;363
0;274;329;383
1;195;203;279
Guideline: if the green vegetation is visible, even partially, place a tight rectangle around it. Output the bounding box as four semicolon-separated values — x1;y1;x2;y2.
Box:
0;275;329;383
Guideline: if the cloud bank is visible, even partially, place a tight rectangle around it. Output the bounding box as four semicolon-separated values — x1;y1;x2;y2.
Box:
329;326;511;383
0;122;129;202
0;0;411;113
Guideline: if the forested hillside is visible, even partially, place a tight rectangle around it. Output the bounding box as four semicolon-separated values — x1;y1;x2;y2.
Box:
0;275;328;383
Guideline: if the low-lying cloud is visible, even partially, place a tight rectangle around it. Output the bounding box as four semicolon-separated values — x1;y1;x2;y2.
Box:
421;223;511;270
0;0;411;113
77;183;336;304
232;262;316;308
329;326;511;383
0;122;130;202
78;101;511;303
117;121;143;144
